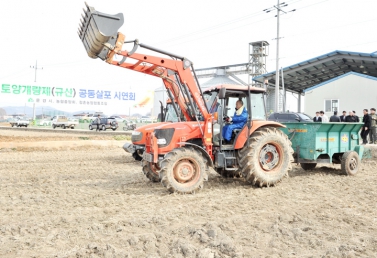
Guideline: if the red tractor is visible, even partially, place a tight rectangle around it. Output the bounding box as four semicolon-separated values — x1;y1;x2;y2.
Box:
78;3;293;193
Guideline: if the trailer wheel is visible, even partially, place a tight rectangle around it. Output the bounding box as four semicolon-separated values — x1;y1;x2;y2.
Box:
53;124;56;129
71;127;74;129
239;126;294;187
62;125;66;129
142;160;160;182
341;151;360;176
300;163;317;170
159;147;208;194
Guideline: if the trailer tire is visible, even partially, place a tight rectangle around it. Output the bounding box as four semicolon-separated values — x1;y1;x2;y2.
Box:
300;163;317;170
239;126;294;187
53;124;56;129
142;160;160;182
159;147;208;194
341;151;359;176
62;125;66;129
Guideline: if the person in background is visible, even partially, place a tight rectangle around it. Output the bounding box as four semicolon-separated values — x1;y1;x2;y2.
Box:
319;111;329;122
369;108;377;144
361;109;371;145
95;114;101;132
353;110;360;122
329;111;341;122
313;112;322;122
222;100;248;143
345;111;357;122
340;111;347;122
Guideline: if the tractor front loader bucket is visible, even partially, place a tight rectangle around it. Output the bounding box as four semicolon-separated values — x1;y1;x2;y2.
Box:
78;2;124;60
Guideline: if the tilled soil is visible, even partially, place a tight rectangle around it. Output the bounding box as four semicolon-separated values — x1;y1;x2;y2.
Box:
0;129;118;142
0;132;377;257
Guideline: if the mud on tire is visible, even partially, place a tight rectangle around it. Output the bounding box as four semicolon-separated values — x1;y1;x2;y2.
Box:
341;151;360;176
159;147;209;194
142;160;160;182
238;126;294;187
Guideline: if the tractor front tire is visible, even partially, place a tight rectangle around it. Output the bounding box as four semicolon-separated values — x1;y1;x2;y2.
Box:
142;160;160;182
159;147;208;194
239;127;294;187
133;150;143;161
341;151;360;176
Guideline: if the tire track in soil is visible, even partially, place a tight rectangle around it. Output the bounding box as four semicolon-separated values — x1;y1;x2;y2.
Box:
0;146;377;257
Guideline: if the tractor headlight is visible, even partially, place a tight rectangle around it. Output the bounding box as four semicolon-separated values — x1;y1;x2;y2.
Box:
131;131;143;142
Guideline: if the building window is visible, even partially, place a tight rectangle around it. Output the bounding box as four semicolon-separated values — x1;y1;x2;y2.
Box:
325;99;339;112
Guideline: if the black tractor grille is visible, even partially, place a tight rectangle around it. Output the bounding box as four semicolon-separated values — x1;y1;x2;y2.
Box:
154;128;175;147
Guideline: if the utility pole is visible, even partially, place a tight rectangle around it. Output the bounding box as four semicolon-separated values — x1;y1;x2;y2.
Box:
30;60;43;82
264;2;295;112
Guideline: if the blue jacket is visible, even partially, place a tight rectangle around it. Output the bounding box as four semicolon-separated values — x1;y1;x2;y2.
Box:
232;107;248;126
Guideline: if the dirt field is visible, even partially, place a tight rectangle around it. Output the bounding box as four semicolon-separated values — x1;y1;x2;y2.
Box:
1;130;377;257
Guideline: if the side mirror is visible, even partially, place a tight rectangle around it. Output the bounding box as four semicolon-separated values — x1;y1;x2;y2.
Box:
218;87;226;99
217;105;223;124
295;117;300;121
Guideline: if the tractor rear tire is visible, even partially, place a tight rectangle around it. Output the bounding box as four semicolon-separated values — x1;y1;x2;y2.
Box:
341;151;360;176
159;147;208;194
142;160;160;182
300;163;317;170
239;126;294;187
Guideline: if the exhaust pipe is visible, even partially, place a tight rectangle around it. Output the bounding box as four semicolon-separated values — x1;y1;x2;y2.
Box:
78;2;124;60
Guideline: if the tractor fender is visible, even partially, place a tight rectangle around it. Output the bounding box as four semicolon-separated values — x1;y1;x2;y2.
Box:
177;142;214;168
234;121;286;150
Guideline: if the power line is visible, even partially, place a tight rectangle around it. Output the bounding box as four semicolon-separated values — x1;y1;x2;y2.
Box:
154;0;304;45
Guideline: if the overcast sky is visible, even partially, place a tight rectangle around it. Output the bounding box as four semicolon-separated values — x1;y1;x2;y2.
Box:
0;0;376;114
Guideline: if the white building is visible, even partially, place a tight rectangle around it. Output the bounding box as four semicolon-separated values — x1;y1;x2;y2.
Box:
304;72;377;118
254;50;377;114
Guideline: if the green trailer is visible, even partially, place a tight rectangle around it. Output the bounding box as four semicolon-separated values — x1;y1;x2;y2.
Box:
279;122;364;175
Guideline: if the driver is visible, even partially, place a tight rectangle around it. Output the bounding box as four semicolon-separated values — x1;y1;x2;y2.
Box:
222;100;248;143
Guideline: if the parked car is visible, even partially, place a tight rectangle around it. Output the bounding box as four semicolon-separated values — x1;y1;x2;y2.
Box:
10;116;29;127
89;117;118;131
268;112;313;123
82;112;105;122
110;115;125;123
51;115;79;129
38;119;51;126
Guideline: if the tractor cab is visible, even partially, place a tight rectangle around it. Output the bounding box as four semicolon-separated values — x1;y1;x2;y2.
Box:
203;85;267;147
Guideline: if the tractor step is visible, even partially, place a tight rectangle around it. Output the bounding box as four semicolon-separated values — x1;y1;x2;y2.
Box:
224;156;238;171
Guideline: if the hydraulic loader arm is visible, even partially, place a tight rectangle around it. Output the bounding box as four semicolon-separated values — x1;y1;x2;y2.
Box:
78;2;210;124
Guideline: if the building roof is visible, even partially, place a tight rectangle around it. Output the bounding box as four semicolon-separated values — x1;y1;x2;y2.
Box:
204;84;266;93
201;74;240;89
253;50;377;93
304;71;377;93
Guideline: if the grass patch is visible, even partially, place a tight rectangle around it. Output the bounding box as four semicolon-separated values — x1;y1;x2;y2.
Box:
113;135;131;141
78;137;90;140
